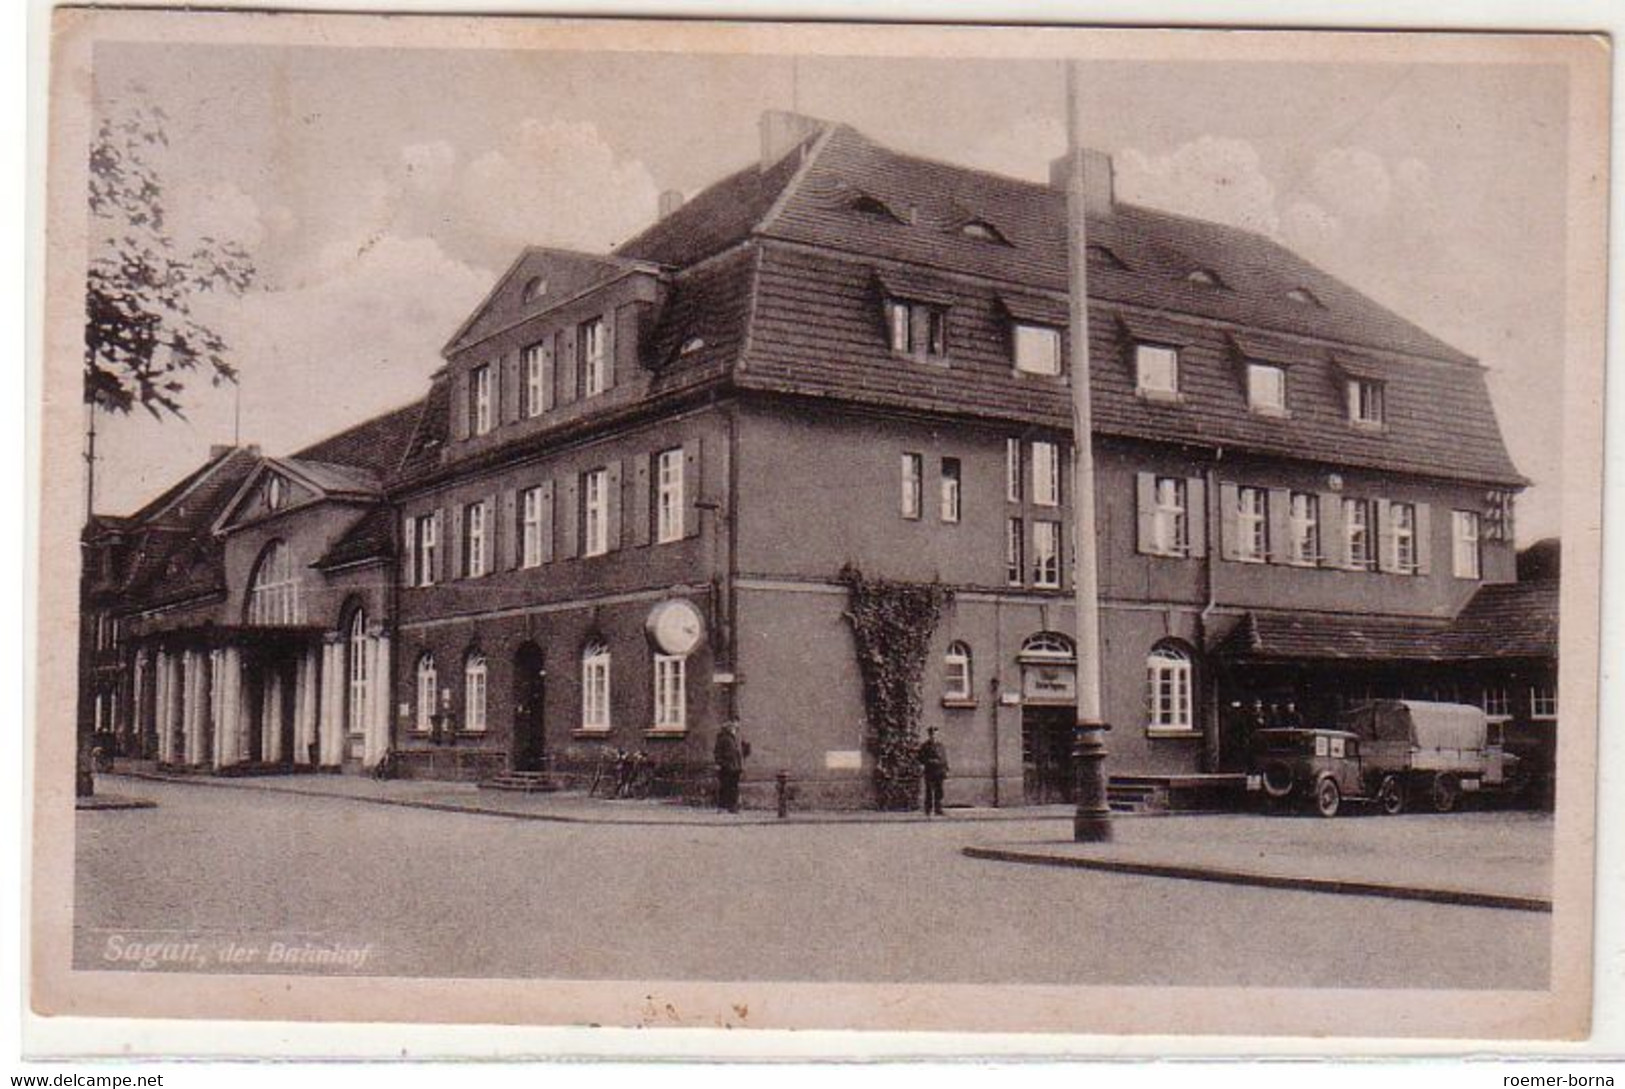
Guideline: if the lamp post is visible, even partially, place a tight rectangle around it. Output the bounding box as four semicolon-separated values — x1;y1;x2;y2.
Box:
1064;61;1112;843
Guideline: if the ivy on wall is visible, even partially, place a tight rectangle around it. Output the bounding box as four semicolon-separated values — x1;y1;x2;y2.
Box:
838;564;953;810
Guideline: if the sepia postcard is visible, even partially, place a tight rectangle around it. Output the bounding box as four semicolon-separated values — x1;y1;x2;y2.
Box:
30;6;1611;1052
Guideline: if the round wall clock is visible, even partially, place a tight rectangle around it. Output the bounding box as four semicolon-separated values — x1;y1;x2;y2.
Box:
646;598;704;656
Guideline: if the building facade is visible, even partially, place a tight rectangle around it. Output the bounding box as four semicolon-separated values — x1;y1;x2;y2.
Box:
81;110;1553;808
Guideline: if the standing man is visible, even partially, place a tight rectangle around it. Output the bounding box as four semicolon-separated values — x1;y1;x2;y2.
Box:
918;726;949;817
714;720;746;813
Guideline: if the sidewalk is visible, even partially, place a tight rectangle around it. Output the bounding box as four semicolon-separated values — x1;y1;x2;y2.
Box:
102;767;1077;826
964;810;1554;912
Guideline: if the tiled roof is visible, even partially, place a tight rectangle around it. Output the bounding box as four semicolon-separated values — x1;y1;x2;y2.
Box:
291;399;424;479
1223;582;1558;663
615;145;812;268
276;457;382;497
313;505;394;570
763;125;1474;364
395;377;451;484
738;245;1521;483
1438;580;1559;660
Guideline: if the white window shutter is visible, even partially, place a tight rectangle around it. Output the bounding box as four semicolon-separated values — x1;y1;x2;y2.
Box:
1320;494;1345;568
433;508;446;582
501;489;519;570
449;505;465;579
1186;477;1207;558
560;476;580;560
1218;482;1240;562
1267;489;1291;563
1376;499;1397;573
1415;503;1433;575
1135;472;1156;555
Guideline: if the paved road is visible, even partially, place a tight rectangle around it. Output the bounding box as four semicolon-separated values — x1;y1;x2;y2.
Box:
74;779;1549;989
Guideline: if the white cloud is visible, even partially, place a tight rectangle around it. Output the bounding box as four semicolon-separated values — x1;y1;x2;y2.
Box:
951;116;1065;183
1115;137;1281;236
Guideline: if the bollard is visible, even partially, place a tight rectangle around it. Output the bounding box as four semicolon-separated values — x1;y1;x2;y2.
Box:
776;770;790;819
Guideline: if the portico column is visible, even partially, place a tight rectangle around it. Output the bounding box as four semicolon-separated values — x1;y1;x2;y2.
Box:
364;630;390;767
264;666;284;763
294;647;317;766
154;651;171;764
180;651;200;766
320;639;343;767
217;647;243;768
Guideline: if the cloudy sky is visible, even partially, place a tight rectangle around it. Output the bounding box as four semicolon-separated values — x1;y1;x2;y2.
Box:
88;36;1569;542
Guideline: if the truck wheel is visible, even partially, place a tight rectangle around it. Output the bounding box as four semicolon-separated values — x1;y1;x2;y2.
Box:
1314;777;1342;818
1377;775;1406;816
1431;774;1460;814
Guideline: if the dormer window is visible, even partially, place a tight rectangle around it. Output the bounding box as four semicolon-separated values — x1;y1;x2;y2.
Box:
521;276;548;303
1246;362;1288;415
1088;244;1128;270
1185;268;1225;288
679;336;706;357
850;194;904;223
1287;287;1324;307
886;298;948;360
1013;324;1062;376
1347;377;1385;427
1134;344;1180;399
958;219;1010;245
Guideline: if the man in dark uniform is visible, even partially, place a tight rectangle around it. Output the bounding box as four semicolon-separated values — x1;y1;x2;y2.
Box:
714;720;746;813
918;726;949;817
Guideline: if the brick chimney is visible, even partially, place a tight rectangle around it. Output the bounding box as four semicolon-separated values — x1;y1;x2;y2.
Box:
759;110;824;172
1050;148;1116;215
658;189;684;219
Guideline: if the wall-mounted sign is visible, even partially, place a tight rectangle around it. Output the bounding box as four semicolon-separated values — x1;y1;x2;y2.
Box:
824;750;863;770
646;598;705;656
1022;664;1077;705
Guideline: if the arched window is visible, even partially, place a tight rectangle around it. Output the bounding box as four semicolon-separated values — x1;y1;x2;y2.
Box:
580;641;611;732
944;641;973;702
346;609;369;735
464;652;488;733
1020;632;1076;662
246;540;300;625
521;275;548;303
1147;642;1194;732
415;653;438;733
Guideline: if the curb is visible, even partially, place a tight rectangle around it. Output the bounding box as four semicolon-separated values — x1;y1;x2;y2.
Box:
105;772;1075;828
75;793;159;811
961;845;1553;914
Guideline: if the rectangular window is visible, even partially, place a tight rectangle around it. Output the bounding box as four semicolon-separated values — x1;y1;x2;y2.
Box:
1032;441;1060;507
1006;438;1023;502
1033;520;1061;588
1007;518;1024;586
414;513;438;586
523;341;552;417
1014;324;1062;375
940;457;962;523
1453;510;1481;579
520;486;544;568
1236;486;1268;562
1152;477;1188;556
1530;683;1557;721
1392;501;1418;574
900;453;923;519
464;503;486;578
1348;378;1385;426
653;654;687;731
1345;498;1374;570
470;364;493;435
1482;685;1511;721
886;299;948;359
656;448;684;544
1247;363;1287;414
580;318;608;397
1135;344;1179;397
581;647;611;732
582;468;608;556
1288;492;1320;565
